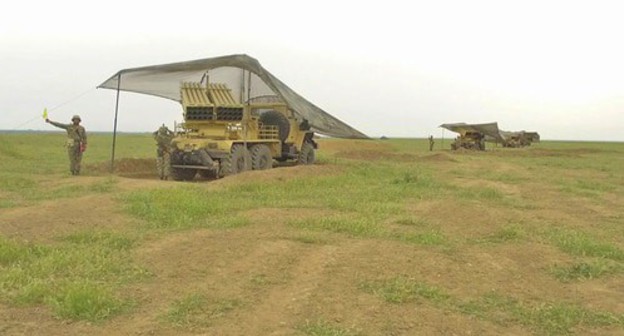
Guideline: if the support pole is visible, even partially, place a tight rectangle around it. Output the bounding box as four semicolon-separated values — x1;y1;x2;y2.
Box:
110;73;122;173
243;70;251;167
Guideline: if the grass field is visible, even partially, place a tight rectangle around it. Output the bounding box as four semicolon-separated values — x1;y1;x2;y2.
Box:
1;131;623;335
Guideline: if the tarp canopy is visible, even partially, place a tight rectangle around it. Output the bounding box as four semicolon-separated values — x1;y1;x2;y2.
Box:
98;54;367;139
439;122;505;142
524;132;540;142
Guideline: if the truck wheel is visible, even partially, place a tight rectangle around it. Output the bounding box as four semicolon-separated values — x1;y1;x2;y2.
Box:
219;144;251;177
297;142;315;165
259;110;290;142
251;144;273;170
171;168;197;181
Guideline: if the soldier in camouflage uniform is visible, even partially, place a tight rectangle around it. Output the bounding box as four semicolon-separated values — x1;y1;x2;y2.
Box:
153;124;174;180
46;115;87;175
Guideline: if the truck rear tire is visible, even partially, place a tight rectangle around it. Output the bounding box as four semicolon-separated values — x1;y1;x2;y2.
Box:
251;144;273;170
219;144;251;177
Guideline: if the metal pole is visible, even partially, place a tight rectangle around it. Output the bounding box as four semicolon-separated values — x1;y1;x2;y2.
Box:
243;70;251;167
247;70;252;103
239;68;245;103
110;73;122;173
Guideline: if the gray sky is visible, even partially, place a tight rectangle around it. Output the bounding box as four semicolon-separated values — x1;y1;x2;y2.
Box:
2;0;623;141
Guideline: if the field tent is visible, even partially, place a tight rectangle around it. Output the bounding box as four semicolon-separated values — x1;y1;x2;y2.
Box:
439;122;505;143
98;54;368;139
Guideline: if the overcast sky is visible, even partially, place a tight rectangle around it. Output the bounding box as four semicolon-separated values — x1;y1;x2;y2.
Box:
2;0;623;141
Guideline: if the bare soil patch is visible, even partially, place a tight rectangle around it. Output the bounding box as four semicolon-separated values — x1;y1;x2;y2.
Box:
0;193;136;243
86;158;158;179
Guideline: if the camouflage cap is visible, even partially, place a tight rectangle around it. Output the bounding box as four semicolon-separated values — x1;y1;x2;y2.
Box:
72;115;81;121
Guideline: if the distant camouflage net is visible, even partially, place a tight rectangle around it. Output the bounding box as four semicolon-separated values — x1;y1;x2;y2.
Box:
439;122;505;142
440;122;539;146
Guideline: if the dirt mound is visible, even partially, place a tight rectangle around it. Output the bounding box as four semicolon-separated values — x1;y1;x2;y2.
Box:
207;163;344;188
319;139;392;155
86;158;157;178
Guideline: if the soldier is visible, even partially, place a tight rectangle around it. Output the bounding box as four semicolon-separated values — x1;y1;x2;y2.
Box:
428;135;435;151
478;133;486;150
45;115;87;175
153;124;174;180
299;118;310;131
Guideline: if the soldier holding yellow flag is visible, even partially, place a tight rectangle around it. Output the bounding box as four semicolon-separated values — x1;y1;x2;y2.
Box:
45;113;88;175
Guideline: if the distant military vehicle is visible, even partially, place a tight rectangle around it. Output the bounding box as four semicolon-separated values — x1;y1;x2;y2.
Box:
440;122;504;151
500;130;541;148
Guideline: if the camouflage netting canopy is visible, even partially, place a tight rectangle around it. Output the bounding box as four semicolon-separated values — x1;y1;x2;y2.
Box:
98;54;367;139
439;122;505;142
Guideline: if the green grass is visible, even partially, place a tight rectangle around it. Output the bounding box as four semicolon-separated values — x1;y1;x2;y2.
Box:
0;133;154;175
361;275;624;335
481;223;528;243
165;293;208;327
121;163;446;235
297;319;361;336
290;215;383;237
483;171;529;184
458;292;623;335
288;234;330;245
456;186;506;201
392;229;447;246
0;174;119;208
360;276;450;305
121;187;252;230
0;234;149;320
164;293;241;328
551;260;624;282
47;279;129;321
0;132;148;208
547;229;624;261
61;230;136;250
558;178;617;198
393;217;429;227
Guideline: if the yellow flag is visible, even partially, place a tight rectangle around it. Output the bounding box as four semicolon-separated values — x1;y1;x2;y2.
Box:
42;108;48;119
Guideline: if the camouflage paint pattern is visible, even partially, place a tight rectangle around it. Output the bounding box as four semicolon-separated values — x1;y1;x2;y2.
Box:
153;125;173;180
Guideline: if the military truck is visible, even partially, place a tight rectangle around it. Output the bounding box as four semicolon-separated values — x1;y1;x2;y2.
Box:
97;55;368;178
450;131;486;150
500;130;541;148
440;122;502;151
168;82;317;181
